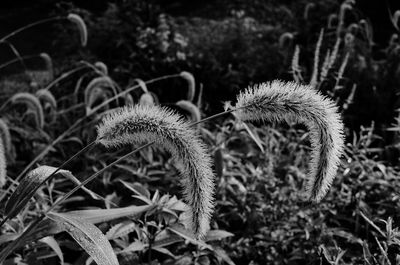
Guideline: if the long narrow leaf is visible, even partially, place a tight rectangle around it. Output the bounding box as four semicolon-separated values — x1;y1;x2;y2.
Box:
47;212;119;265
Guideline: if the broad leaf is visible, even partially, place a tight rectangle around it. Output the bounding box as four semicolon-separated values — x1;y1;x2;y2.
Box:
47;212;119;265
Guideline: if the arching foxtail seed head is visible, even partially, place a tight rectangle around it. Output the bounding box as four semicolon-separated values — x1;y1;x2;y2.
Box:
67;13;88;47
0;138;7;188
132;78;148;93
139;93;154;106
39;53;54;80
36;89;57;111
180;71;195;102
0;118;12;156
94;61;108;75
10;92;44;128
124;93;134;106
96;105;215;239
84;76;117;108
304;2;315;20
279;32;294;49
393;10;400;30
176;100;201;125
234;81;345;202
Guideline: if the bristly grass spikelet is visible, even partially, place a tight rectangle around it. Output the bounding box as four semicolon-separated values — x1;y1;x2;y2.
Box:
133;78;148;93
327;14;338;29
279;32;294;49
303;3;315;20
10;92;44;128
94;61;108;75
310;29;324;88
234;81;345;202
337;2;353;37
36;89;57;111
391;10;400;31
96;104;215;238
139;93;154;106
39;53;53;80
67;13;88;47
176;100;201;126
0;118;12;157
0;138;6;188
334;52;350;92
291;45;302;83
180;71;196;102
84;76;117;108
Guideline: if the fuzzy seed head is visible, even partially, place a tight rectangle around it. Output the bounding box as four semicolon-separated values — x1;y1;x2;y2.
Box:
133;78;148;93
310;29;324;88
139;93;154;106
176;100;201;125
0;118;12;155
94;61;108;75
234;81;345;202
67;13;88;47
180;71;196;102
279;32;294;49
36;89;57;110
0;138;7;188
84;76;116;107
39;53;54;80
394;10;400;29
327;14;338;28
10;92;44;128
96;104;215;238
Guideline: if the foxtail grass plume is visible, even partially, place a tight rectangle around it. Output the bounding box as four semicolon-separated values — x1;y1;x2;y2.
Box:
176;100;201;125
139;93;154;106
10;92;44;128
343;84;357;111
39;53;53;81
337;2;353;37
180;71;195;102
279;32;294;49
67;13;88;47
303;3;315;20
132;78;148;93
333;53;350;92
392;10;400;31
327;14;338;29
234;81;344;202
310;29;324;88
0;118;12;157
319;50;331;84
96;104;215;238
291;45;302;83
36;89;57;110
94;61;108;75
84;76;117;107
87;87;111;115
124;93;134;106
0;138;6;188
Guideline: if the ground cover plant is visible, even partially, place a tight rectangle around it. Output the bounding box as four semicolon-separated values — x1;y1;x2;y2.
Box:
1;1;400;264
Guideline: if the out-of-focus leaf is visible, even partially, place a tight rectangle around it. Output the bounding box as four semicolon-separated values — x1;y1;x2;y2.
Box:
152;247;176;258
213;247;236;265
38;236;64;265
47;212;119;265
205;230;234;242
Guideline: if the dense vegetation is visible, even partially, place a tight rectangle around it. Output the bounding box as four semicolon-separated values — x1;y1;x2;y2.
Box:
1;0;400;264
